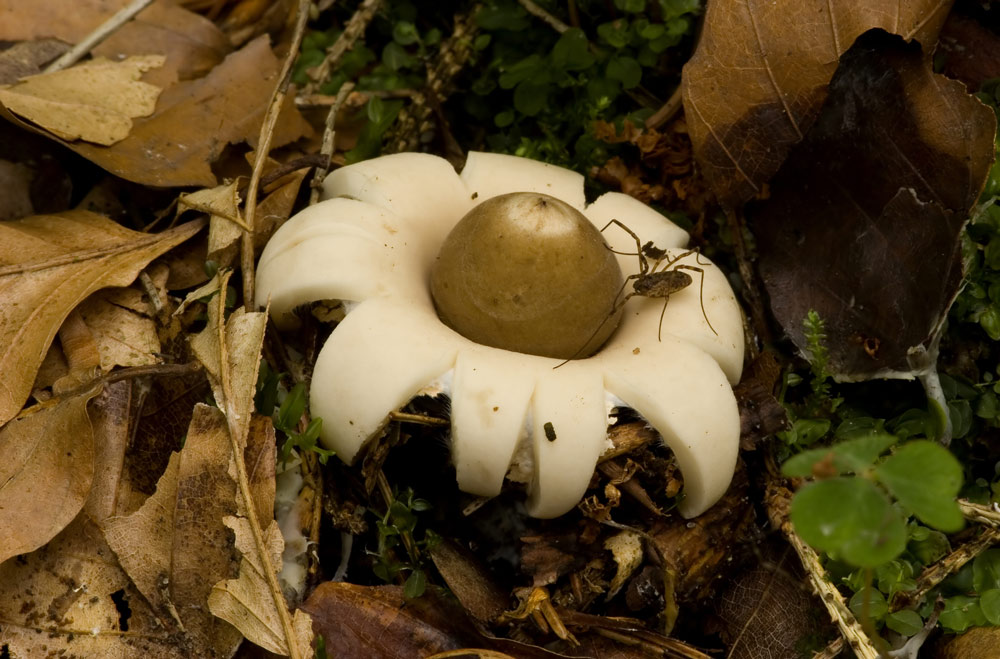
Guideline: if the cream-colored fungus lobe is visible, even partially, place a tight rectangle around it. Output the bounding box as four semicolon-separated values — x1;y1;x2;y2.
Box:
256;151;744;518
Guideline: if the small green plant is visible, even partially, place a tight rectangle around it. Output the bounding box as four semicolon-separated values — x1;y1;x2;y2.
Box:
777;310;842;448
783;435;963;567
370;487;440;598
255;362;333;465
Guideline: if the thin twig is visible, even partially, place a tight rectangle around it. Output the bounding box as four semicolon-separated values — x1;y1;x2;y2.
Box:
812;637;844;659
44;0;156;73
307;0;383;92
241;0;312;312
309;81;355;204
645;86;683;130
891;526;1000;611
959;498;1000;526
388;410;449;426
213;271;302;659
517;0;569;33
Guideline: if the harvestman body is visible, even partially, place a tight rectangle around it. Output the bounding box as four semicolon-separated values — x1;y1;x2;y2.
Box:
555;219;717;368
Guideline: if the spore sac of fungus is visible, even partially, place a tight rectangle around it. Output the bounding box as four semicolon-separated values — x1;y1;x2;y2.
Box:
431;192;625;360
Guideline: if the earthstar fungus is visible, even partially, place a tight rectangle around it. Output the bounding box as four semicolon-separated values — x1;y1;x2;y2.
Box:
256;151;744;518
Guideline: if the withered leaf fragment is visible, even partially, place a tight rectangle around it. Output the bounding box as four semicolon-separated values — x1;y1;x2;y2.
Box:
752;31;996;379
682;0;952;207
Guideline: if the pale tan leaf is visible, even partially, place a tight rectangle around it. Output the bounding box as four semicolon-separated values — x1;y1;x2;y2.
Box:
179;180;246;267
208;518;314;656
77;289;161;371
681;0;952;207
0;516;186;657
0;210;204;425
190;283;267;448
103;404;243;656
0;390;98;564
0;55;165;145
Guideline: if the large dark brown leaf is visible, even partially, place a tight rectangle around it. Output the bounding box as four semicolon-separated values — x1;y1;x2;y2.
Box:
751;31;996;379
682;0;952;207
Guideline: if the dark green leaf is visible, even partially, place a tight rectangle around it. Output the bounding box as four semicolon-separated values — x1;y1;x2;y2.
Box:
606;56;642;89
276;383;308;433
940;595;986;632
973;549;1000;593
551;28;594;71
392;21;420;46
499;54;544;89
494;109;515;127
476;5;529;31
781;433;896;478
885;610;924;636
404;569;427;598
849;587;888;622
790;477;907;567
981;589;1000;625
513;80;549;116
597;20;629;48
875;441;964;532
382;42;415;71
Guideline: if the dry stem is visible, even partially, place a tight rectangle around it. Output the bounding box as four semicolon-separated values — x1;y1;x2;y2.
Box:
309;81;355;204
213;270;302;659
240;0;312;312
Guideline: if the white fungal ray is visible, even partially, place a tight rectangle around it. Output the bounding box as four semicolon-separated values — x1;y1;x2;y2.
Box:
256;151;746;519
461;151;587;210
310;298;460;463
526;367;608;518
450;348;536;498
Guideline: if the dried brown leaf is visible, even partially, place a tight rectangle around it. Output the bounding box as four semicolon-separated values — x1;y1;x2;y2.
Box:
430;538;510;623
0;0;230;85
103;403;243;656
0;516;186;657
0;210;203;425
0;55;165;145
682;0;952;207
69;36;311;187
0;390;98;564
752;32;996;379
301;582;480;657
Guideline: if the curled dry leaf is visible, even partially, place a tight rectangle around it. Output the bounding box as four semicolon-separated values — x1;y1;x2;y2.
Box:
752;32;996;379
0;55;165;146
0;210;203;426
0;39;70;85
681;0;952;207
0;390;98;565
103;403;244;657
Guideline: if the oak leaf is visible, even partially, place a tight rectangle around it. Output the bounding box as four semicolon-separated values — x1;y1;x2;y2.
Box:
682;0;952;207
0;210;203;425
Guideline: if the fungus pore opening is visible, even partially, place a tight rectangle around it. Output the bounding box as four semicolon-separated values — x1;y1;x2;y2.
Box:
430;192;625;359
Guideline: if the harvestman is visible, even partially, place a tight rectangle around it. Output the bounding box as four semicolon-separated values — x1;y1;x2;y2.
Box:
555;219;717;368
